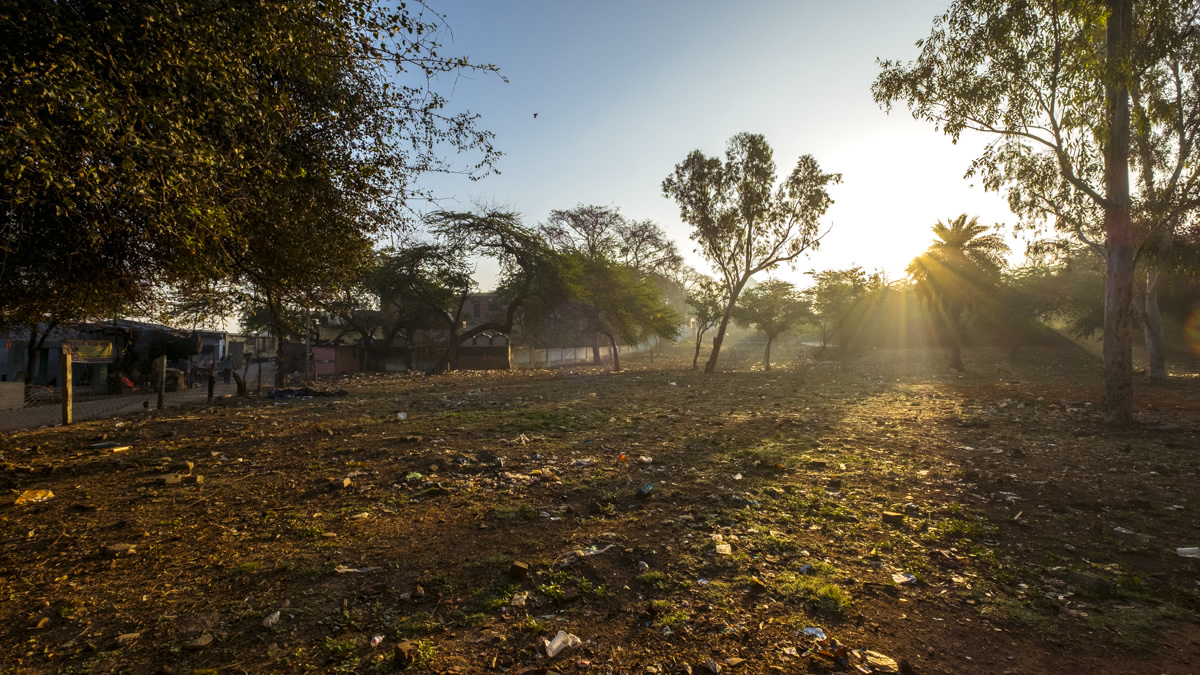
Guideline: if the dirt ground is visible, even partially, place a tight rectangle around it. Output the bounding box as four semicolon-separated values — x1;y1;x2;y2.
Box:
2;345;1198;674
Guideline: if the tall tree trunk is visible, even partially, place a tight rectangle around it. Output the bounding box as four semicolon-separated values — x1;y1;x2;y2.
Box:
763;336;773;372
692;329;705;371
23;325;41;386
1102;0;1135;424
1143;267;1167;383
704;282;746;374
606;332;620;372
591;333;602;365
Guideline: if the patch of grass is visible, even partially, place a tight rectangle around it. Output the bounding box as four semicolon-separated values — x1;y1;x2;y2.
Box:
228;561;260;576
637;571;667;589
321;636;356;658
517;615;545;633
393;611;442;639
980;597;1056;632
778;574;852;618
1082;604;1180;653
494;503;537;521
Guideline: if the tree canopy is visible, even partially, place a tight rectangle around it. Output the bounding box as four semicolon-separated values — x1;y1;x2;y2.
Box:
662;132;840;373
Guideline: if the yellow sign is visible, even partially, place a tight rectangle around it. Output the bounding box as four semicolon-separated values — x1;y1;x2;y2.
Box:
63;340;115;364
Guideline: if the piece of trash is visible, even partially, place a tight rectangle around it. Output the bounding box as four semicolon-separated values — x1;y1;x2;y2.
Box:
334;565;382;574
349;512;370;520
404;472;423;481
782;646;799;657
802;627;827;640
669;381;677;386
396;412;407;420
262;611;280;627
715;543;732;556
14;490;54;505
798;564;814;575
638;456;653;464
371;635;384;647
638;561;650;572
1113;527;1137;535
1177;547;1200;558
733;473;743;480
511;590;532;607
892;572;917;585
864;650;899;672
543;630;581;658
639;482;654;496
704;657;722;673
618;453;627;462
698;578;711;585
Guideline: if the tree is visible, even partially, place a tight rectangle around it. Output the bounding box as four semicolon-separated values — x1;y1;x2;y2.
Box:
732;280;809;372
685;276;725;371
906;215;1008;371
427;209;566;374
539;205;682;368
662;133;841;373
2;1;500;351
873;0;1142;421
805;267;870;352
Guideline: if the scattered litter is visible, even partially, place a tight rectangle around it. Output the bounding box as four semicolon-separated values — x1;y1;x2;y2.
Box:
669;382;677;386
802;627;826;640
639;482;654;496
715;543;732;556
511;590;532;607
1113;527;1137;535
638;456;653;464
697;578;711;585
348;512;370;520
14;490;54;505
733;473;742;480
892;572;917;585
371;635;384;647
1177;547;1200;558
334;565;382;574
556;543;617;568
396;412;407;420
863;650;899;672
262;611;280;627
638;561;650;572
782;646;800;657
543;630;581;657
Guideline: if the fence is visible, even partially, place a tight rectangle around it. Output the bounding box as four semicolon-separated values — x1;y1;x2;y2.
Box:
510;342;653;369
0;353;268;433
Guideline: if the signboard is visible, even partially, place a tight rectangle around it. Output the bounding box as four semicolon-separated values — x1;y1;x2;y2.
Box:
63;340;115;364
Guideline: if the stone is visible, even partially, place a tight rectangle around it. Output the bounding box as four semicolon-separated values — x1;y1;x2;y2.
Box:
185;633;213;650
509;561;530;579
394;640;417;666
882;512;904;526
158;473;182;486
182;475;204;485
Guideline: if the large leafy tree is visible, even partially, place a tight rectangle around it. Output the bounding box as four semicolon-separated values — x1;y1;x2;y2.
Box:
805;267;870;352
662;133;840;373
732;280;809;372
538;205;682;367
873;0;1144;422
1;1;500;359
906;215;1008;371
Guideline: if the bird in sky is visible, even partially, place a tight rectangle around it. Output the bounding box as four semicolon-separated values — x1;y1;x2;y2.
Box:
532;113;538;119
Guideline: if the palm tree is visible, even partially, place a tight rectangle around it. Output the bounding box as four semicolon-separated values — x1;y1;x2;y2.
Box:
907;214;1007;371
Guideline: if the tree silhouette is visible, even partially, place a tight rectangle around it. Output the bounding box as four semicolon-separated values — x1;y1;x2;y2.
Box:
906;215;1007;372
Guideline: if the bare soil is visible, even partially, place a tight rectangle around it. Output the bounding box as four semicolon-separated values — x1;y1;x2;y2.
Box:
2;346;1198;674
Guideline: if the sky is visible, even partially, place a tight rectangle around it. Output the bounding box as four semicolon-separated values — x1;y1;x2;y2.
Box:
414;0;1022;291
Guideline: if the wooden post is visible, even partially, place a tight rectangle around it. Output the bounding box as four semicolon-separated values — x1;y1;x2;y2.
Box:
60;348;72;426
207;365;215;403
156;354;166;410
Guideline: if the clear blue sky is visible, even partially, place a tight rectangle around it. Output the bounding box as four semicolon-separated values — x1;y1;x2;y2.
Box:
415;1;1019;289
